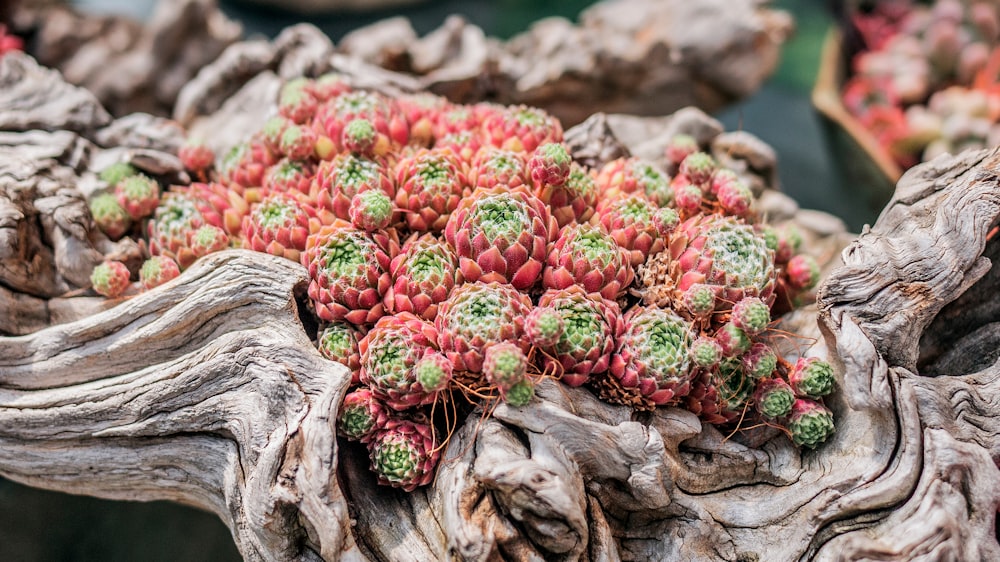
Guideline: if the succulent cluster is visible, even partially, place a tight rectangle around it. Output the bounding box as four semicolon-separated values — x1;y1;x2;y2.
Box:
844;0;1000;167
85;75;836;491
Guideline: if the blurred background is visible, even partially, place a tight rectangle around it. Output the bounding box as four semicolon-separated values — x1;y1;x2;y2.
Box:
0;0;859;560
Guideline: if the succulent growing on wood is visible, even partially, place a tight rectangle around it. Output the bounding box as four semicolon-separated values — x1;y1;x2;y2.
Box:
469;148;529;190
317;322;364;382
90;260;131;298
542;222;634;300
99;162;138;186
753;378;795;419
115;174;160;220
538;161;599;228
338;388;387;443
786;399;835;449
788;357;836;398
536;286;623;387
483;342;529;392
525;306;564;349
395;148;467;232
368;419;440;492
89;193;132;240
385;233;461;321
242;194;314;263
189;225;230;258
594;193;666;267
611;306;695;405
303;223;392;325
312;154;394;223
359;312;440;410
349;188;395;232
139;256;181;290
413;352;453;394
445;186;555;289
435;281;533;373
179;139;215;173
481;104;563;152
640;214;776;314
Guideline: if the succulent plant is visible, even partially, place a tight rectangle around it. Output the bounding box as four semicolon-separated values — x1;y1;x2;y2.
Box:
397;92;450;147
349;189;395;232
342;118;381;156
680;283;719;319
359;312;440;410
786;254;821;291
742;342;778;380
715;322;751;357
525;306;564;349
368;419;440;491
434;104;480;139
183;181;251;238
690;336;723;369
435;281;533;373
189;225;230;258
445;186;555;289
219;140;275;188
90;260;131;298
672;177;705;216
640;214;776;314
89;193;132;240
528;142;572;187
481;104;563;153
713;358;757;416
593;193;666;267
535;287;623;387
304;223;393;325
503;379;535;407
178;139;215;173
385;233;461;321
786;399;835;449
788;357;836;398
317;321;364;382
312;90;409;152
99;162;138;186
483;342;529;391
469;148;529;190
715;176;754;216
263;159;313;195
731;297;771;336
413;351;453;394
338;388;387;443
395;148;468;232
307;72;352;102
148;191;206;269
242;194;315;263
115;174;160;220
753;378;795;419
596;157;673;207
139;256;181;290
312;154;394;223
611;306;695;405
664;134;699;167
278;124;319;161
678;151;716;185
542;223;634;300
537;162;598;228
433;130;481;163
278;77;319;124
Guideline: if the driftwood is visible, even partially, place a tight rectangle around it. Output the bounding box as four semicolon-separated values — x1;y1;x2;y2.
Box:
11;0;791;127
5;38;1000;560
